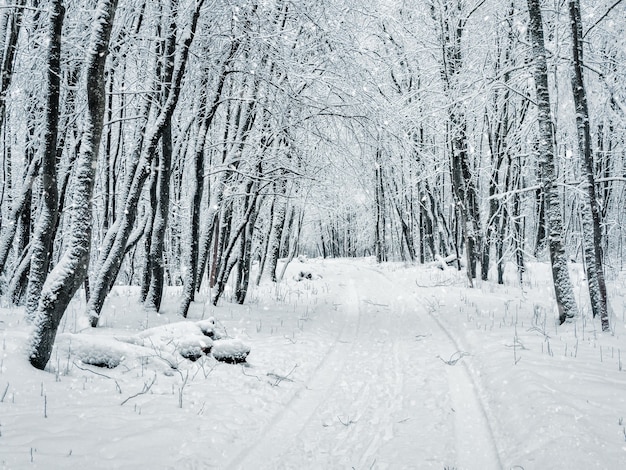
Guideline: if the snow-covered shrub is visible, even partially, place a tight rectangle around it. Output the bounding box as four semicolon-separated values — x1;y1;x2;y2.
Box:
293;270;321;282
196;317;224;340
175;335;213;362
212;338;251;364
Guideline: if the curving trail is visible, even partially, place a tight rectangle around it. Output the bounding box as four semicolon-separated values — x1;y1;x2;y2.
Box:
228;261;503;469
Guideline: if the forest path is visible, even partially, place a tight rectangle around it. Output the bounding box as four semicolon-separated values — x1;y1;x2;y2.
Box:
227;260;502;469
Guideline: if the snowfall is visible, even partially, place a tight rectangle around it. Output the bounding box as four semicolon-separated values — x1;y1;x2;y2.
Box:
1;257;625;469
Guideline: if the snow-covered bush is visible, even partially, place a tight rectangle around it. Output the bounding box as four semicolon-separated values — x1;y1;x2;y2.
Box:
211;338;251;364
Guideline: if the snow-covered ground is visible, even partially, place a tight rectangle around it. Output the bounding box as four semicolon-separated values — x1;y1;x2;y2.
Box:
1;257;625;469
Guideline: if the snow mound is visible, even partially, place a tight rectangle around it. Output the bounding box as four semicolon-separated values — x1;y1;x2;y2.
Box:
66;335;126;368
56;318;243;372
174;335;213;361
119;320;218;363
293;270;321;281
212;338;251;364
196;317;224;339
55;333;179;372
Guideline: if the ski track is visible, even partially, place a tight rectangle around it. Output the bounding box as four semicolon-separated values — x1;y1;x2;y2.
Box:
421;301;504;470
226;274;362;470
227;261;503;469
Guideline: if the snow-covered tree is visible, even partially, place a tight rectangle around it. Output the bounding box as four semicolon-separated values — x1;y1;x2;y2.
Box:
30;0;119;369
526;0;578;324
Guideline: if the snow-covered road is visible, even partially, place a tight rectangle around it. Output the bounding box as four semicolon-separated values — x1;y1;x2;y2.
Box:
229;262;503;469
3;257;625;469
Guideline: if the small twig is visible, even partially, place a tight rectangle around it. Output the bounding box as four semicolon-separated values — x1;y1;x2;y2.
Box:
178;370;189;408
415;334;430;341
267;364;298;387
362;299;389;307
338;415;358;426
0;382;9;403
527;326;550;340
504;339;528;350
147;337;180;369
73;361;123;393
437;351;470;366
241;365;262;382
120;373;157;406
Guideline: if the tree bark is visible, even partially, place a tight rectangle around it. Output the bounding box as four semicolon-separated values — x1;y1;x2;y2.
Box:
0;157;41;279
527;0;578;323
265;178;287;282
374;149;387;263
568;0;609;331
145;0;178;311
178;95;210;318
30;0;118;369
0;0;25;131
25;0;64;317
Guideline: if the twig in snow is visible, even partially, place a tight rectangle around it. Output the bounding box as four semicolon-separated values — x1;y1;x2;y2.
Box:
146;337;181;370
527;326;550;340
241;365;262;382
73;361;122;393
362;299;389;307
177;370;189;408
338;415;358;426
415;279;456;288
267;364;298;387
120;373;157;406
437;351;470;366
0;382;9;402
504;338;528;350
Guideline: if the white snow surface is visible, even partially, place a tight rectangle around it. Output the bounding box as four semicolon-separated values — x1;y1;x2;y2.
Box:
1;257;626;469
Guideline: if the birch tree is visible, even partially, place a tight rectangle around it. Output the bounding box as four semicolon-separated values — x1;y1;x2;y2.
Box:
568;0;609;331
526;0;578;323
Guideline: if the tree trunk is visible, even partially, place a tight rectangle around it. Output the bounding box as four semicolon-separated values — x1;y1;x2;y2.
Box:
178;99;209;318
264;178;287;282
25;0;64;317
277;206;303;282
29;0;118;370
568;0;609;331
212;190;260;305
0;157;41;279
145;1;178;311
527;0;578;324
433;1;481;284
235;182;263;303
88;0;205;326
374;149;387;263
0;0;25;131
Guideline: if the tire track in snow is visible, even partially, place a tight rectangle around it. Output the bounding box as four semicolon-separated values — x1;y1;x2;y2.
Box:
226;277;362;469
361;263;504;469
324;271;405;469
228;261;503;469
420;296;504;470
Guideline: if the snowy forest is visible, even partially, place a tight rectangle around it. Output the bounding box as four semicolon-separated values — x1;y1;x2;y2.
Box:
1;0;626;468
